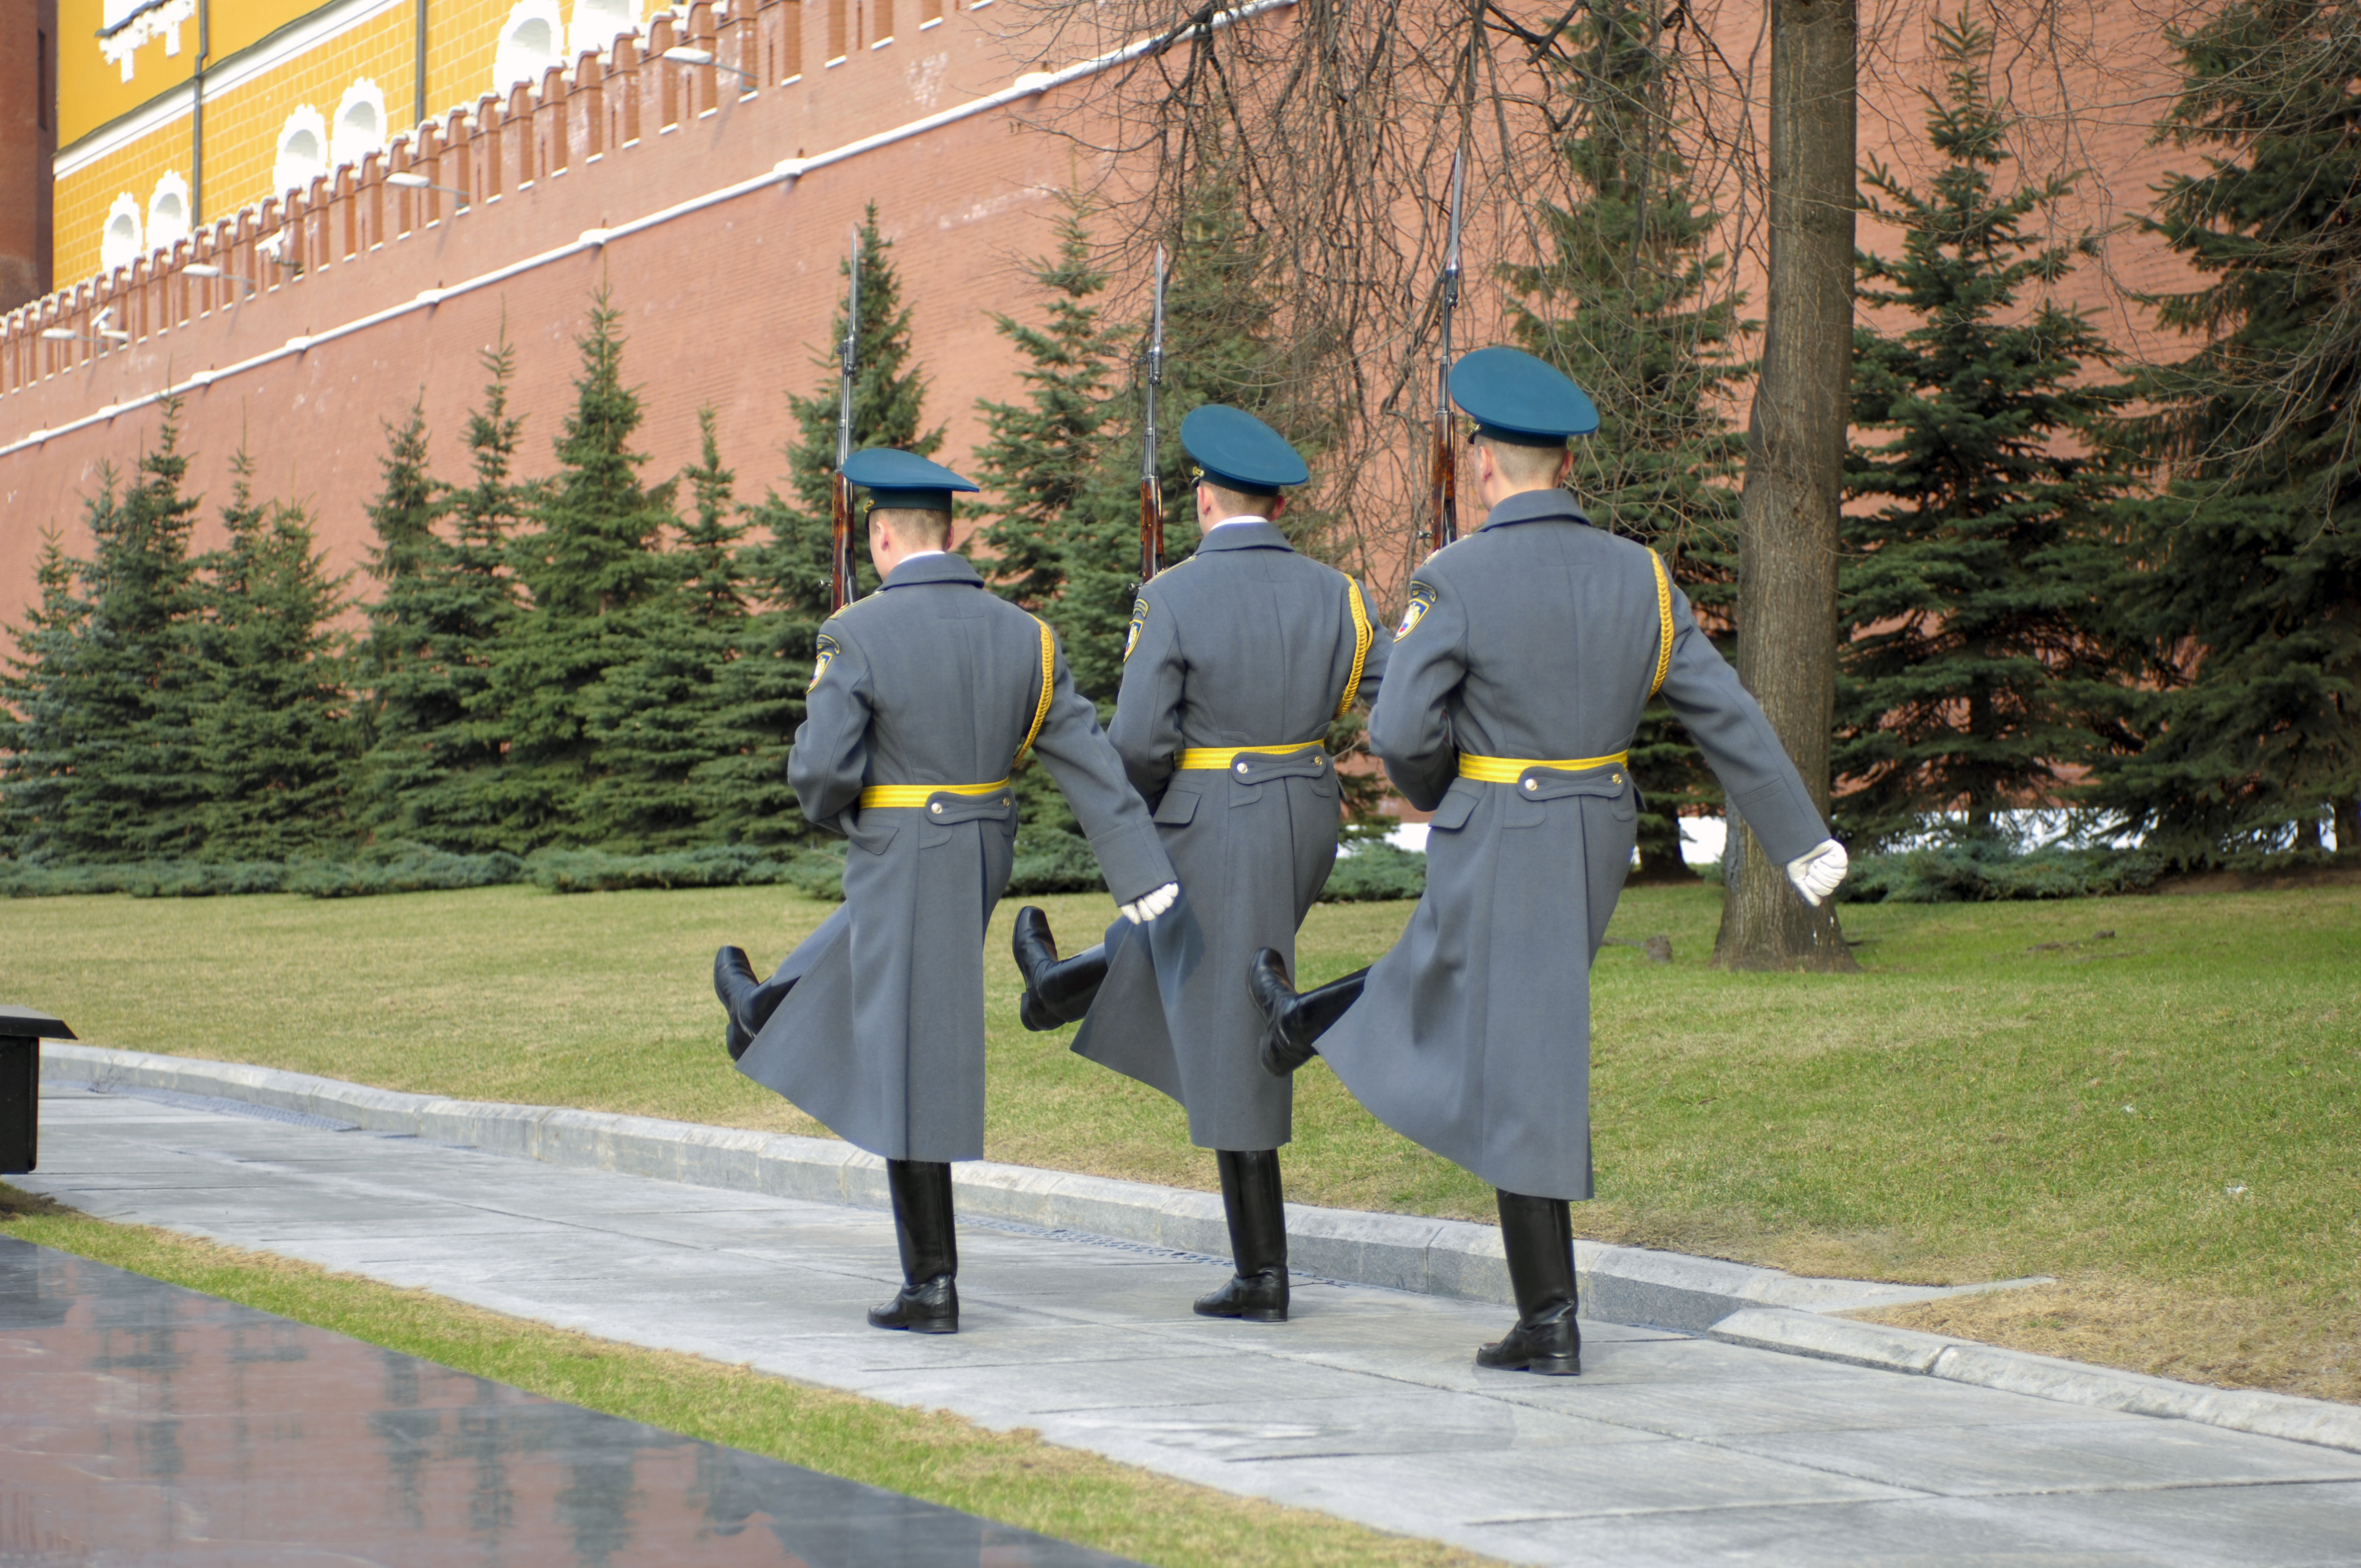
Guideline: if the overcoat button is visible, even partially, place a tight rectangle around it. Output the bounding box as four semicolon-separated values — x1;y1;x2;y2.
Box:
929;802;943;814
1236;762;1249;774
1314;756;1324;769
1524;779;1538;791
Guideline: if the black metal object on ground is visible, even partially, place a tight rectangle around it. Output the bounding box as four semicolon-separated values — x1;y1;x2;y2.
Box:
0;1236;1141;1567
0;1005;72;1175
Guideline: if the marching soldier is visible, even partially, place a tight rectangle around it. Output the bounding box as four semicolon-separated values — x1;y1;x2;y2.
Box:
1011;406;1389;1324
1249;349;1849;1375
714;448;1179;1336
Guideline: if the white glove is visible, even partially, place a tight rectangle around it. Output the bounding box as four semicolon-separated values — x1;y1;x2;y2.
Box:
1786;839;1849;907
1118;881;1179;925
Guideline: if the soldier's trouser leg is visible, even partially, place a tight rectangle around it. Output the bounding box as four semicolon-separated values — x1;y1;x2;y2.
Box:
1193;1150;1290;1322
1012;907;1109;1032
868;1159;959;1333
1475;1190;1581;1375
1247;952;1370;1076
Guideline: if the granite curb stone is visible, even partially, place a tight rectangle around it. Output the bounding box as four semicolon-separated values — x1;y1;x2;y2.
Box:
1710;1308;2361;1456
40;1044;2050;1330
31;1044;2361;1461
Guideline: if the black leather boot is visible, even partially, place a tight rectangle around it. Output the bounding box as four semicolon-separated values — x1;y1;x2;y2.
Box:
868;1159;959;1333
714;947;760;1060
1013;908;1111;1032
1248;951;1370;1076
1194;1150;1290;1322
1476;1189;1581;1375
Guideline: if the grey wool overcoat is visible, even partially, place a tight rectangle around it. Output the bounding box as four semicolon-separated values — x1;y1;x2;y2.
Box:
1318;491;1829;1200
735;552;1176;1163
1071;521;1391;1152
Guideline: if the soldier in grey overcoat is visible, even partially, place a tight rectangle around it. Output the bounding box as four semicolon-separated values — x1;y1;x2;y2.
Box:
1250;349;1850;1375
1011;406;1389;1324
715;449;1179;1336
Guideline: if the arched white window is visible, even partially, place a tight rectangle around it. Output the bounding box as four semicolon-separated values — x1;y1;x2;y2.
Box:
274;106;329;199
570;0;639;61
100;194;143;272
147;174;192;254
493;0;564;94
330;79;388;168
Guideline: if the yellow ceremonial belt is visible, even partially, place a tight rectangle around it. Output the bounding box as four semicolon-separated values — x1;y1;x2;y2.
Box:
1176;743;1328;772
858;778;1013;809
1457;752;1627;783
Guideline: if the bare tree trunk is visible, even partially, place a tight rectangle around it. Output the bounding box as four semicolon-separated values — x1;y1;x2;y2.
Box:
1714;0;1858;974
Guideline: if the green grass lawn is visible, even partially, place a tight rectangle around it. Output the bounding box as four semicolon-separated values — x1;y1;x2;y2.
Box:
0;1188;1487;1568
4;880;2355;1402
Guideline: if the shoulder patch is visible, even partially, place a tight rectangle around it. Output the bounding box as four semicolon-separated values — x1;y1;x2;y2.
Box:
1396;582;1437;639
1123;596;1150;662
811;633;839;688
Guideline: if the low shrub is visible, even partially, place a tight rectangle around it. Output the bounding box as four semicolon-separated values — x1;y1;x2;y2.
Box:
1319;843;1427;902
1004;830;1106;896
1838;840;2165;903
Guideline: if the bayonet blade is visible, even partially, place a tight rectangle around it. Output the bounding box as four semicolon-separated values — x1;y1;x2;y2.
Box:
1445;145;1465;292
836;233;861;467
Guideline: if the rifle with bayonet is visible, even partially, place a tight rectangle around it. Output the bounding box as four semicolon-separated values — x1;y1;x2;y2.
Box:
1139;244;1168;582
1429;148;1466;555
830;233;862;611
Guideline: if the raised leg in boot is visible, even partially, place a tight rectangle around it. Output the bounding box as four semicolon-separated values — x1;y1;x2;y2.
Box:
868;1158;959;1333
1194;1149;1290;1322
1475;1189;1580;1375
1247;952;1370;1076
714;948;800;1061
1013;907;1110;1033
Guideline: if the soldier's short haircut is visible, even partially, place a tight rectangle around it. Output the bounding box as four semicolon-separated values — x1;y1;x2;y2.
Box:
869;506;954;548
1476;434;1570;487
1200;477;1281;516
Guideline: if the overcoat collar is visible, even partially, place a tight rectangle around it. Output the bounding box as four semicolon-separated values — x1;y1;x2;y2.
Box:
1192;520;1295;554
1477;488;1593;532
880;552;987;590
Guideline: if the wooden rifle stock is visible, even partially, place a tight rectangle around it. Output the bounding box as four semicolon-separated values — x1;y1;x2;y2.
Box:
830;472;855;612
1429;408;1457;553
1140;475;1164;584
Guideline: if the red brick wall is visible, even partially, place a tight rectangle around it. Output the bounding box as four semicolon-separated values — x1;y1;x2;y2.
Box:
0;0;2217;638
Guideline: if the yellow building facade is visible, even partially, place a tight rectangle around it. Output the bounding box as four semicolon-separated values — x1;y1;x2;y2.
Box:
56;0;649;284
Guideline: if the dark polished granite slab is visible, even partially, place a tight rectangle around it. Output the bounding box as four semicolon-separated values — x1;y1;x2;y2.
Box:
0;1236;1140;1567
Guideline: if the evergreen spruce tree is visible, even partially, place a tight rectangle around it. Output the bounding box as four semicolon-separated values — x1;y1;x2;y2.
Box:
972;198;1141;711
699;208;942;845
581;408;747;849
970;184;1315;858
42;410;211;859
358;346;530;851
1504;0;1749;878
491;292;679;849
354;399;442;749
194;449;358;858
1837;12;2130;849
2099;0;2361;863
0;530;91;859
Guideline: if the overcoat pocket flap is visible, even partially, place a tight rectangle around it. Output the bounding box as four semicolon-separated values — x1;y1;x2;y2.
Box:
1426;780;1481;832
923;790;1016;826
846;816;900;856
1152;788;1200;825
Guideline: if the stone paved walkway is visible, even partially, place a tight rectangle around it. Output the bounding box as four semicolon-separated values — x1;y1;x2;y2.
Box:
19;1085;2361;1566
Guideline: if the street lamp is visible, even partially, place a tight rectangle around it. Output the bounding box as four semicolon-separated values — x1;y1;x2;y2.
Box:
662;45;757;83
183;262;259;292
384;171;473;207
